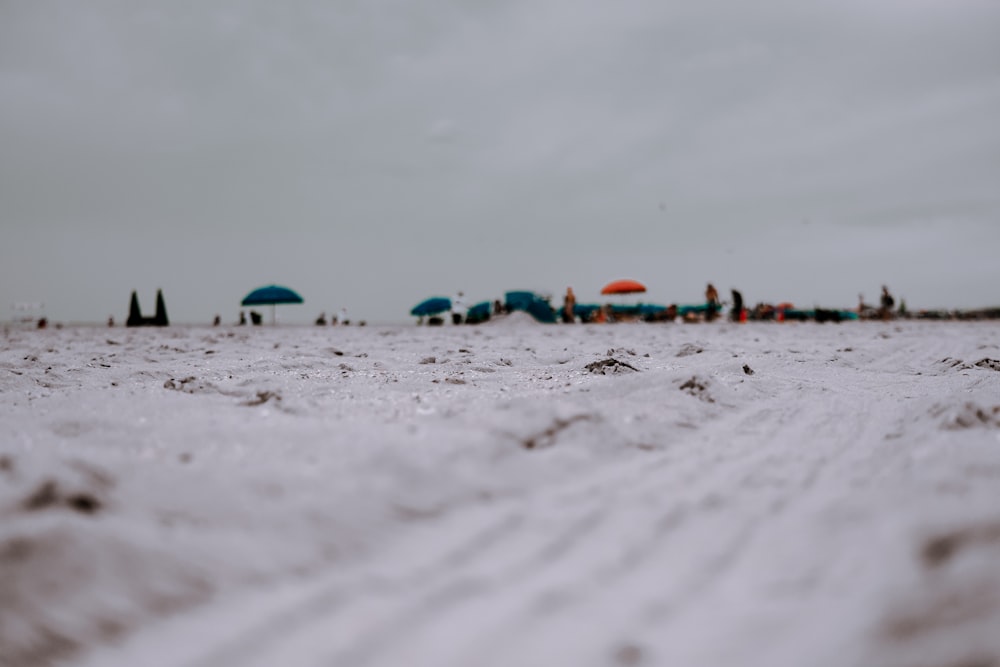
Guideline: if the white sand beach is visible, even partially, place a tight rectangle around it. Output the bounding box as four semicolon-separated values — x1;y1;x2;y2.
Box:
2;318;999;667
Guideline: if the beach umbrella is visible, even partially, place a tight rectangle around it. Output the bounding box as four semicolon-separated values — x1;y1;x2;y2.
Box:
410;297;451;317
241;285;304;324
601;279;647;295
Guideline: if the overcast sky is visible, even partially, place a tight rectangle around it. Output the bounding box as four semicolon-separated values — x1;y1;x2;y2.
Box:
2;0;999;324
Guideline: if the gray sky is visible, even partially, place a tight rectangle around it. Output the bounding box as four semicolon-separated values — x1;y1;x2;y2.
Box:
2;0;999;324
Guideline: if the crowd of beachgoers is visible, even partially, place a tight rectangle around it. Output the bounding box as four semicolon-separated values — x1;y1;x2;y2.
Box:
9;281;998;332
412;283;1000;327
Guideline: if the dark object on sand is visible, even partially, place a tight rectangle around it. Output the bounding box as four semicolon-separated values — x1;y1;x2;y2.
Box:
126;289;169;327
814;308;843;323
743;364;754;375
249;311;263;326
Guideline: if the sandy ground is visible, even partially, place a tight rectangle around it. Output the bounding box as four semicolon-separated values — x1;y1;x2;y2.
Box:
2;318;999;667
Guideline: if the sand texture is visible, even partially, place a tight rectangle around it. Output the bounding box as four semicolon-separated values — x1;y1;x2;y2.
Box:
2;319;1000;667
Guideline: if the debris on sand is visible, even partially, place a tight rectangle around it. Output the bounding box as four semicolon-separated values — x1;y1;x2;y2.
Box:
920;520;1000;569
614;642;645;666
743;364;755;375
520;414;593;450
679;376;714;402
18;463;113;517
586;358;639;375
940;402;1000;430
163;376;198;391
243;390;281;407
938;357;971;371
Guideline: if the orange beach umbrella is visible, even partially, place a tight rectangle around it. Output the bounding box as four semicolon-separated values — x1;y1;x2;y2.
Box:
601;279;647;295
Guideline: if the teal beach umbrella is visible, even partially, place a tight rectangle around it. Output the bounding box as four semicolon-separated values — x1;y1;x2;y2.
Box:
241;285;304;324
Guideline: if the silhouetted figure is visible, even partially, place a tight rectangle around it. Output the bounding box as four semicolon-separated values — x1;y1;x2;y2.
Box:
731;289;744;323
37;318;47;329
451;292;465;325
562;287;576;323
250;311;262;326
493;299;503;316
880;285;895;321
213;315;221;327
239;311;247;326
705;283;720;322
107;316;115;327
315;312;327;326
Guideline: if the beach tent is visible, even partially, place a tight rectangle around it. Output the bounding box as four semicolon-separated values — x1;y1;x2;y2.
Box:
465;301;492;324
504;291;557;323
241;285;304;324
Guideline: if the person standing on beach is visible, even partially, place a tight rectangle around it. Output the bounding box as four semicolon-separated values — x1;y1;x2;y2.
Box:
731;289;744;323
452;292;465;325
562;287;576;323
705;283;720;322
879;286;895;320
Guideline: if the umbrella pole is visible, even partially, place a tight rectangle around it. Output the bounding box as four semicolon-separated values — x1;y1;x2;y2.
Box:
271;304;276;325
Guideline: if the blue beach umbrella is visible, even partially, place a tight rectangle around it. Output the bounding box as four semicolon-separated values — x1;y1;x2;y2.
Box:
411;297;451;318
241;285;304;324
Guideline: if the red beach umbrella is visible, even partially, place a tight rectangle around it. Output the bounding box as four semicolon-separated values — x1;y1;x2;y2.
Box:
601;279;647;295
